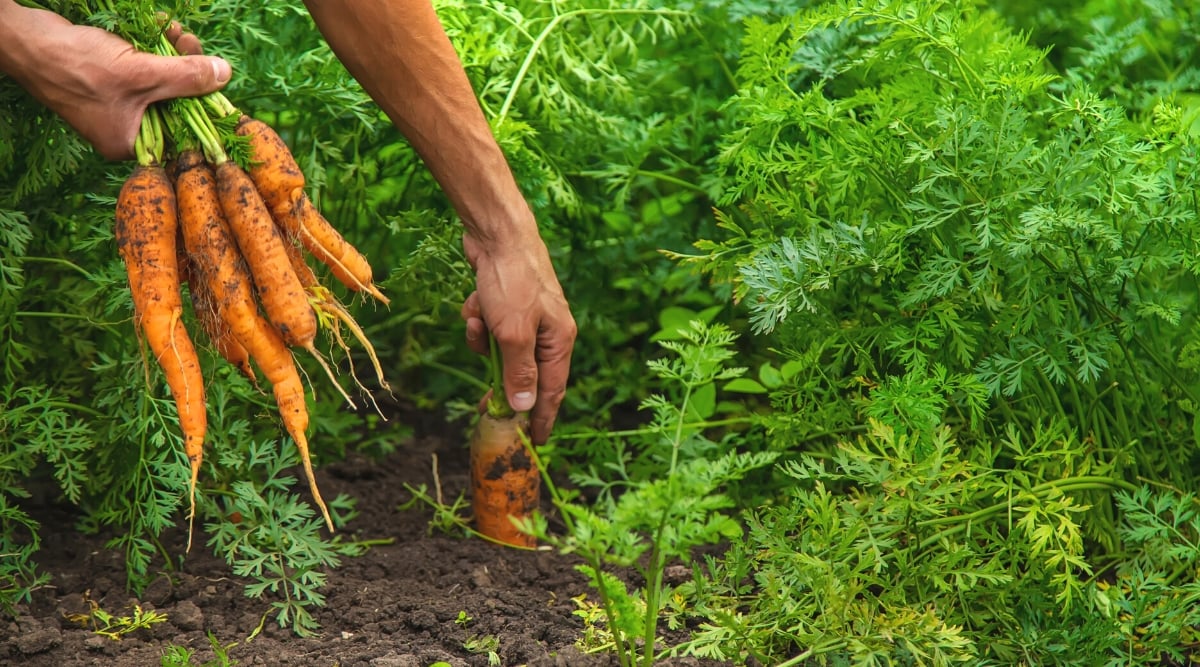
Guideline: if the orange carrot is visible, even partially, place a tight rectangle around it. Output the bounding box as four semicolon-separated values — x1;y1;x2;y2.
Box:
176;151;333;531
469;337;539;548
114;164;207;529
235;115;388;304
187;259;256;383
214;160;316;348
470;410;539;548
281;235;392;397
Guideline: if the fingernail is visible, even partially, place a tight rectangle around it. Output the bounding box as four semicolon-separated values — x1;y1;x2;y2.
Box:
212;58;231;84
511;391;535;411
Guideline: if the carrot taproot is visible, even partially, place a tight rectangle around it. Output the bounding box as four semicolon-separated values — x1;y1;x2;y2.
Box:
187;258;256;383
176;150;333;531
288;191;389;305
214;159;355;410
470;410;539;548
469;337;539;548
235;115;388;304
214;160;316;348
281;235;392;398
114;163;207;531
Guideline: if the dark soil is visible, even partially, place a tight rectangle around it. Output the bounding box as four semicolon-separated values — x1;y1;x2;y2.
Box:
2;413;724;667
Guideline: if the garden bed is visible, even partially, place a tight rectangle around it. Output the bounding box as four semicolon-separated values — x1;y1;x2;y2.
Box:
3;417;711;667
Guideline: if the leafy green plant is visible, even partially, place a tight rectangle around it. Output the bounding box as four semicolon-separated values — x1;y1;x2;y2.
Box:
676;420;1149;664
680;0;1200;532
160;632;239;667
203;438;361;637
525;321;776;667
456;610;502;665
66;596;169;641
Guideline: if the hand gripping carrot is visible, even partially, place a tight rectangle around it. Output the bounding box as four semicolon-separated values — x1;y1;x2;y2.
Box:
175;149;334;531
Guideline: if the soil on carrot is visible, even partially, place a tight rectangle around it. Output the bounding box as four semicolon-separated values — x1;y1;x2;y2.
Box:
3;410;724;667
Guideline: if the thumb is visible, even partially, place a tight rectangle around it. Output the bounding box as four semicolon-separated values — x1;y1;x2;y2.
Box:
138;54;231;102
496;338;538;414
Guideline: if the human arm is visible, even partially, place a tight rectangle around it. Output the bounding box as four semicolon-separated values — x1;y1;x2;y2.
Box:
0;0;230;161
301;0;576;444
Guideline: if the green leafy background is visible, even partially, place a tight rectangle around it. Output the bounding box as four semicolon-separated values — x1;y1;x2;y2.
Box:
5;0;1200;663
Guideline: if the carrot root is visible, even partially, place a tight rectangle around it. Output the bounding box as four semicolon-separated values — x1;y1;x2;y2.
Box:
115;163;207;551
469;412;539;548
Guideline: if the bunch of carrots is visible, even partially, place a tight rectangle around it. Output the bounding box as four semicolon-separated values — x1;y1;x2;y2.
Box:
115;30;391;544
100;14;540;551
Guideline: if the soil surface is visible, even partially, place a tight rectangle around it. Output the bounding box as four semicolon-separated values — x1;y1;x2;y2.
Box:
2;412;723;667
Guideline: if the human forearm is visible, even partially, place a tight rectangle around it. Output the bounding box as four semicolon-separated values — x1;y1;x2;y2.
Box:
302;0;536;248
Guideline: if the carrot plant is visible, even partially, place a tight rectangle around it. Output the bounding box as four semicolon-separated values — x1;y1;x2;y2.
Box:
666;0;1200;662
524;321;776;667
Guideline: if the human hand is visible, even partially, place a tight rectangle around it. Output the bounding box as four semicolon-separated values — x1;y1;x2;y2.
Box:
0;4;231;160
461;231;576;445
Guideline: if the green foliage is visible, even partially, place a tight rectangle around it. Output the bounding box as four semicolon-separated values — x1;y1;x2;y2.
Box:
9;0;1200;663
203;438;361;637
684;0;1200;495
661;0;1200;664
531;321;777;667
65;597;170;641
678;421;1157;664
159;631;239;667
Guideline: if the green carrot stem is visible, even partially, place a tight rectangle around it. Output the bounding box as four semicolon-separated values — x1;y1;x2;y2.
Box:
155;33;240;120
134;107;165;166
179;99;226;164
486;335;513;418
161;107;197;153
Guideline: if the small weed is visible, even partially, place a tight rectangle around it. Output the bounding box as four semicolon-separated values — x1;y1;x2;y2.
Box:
572;594;616;654
159;631;239;667
456;608;501;666
65;592;168;640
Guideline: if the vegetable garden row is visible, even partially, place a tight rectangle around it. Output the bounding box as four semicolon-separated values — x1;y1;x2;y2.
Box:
4;0;1200;664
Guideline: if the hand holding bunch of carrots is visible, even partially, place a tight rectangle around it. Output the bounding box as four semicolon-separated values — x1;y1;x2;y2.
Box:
114;30;391;544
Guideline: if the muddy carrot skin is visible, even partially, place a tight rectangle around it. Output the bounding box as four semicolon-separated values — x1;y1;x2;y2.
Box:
176;150;333;531
114;164;208;521
236;115;387;303
186;254;256;382
215;160;317;349
470;411;539;548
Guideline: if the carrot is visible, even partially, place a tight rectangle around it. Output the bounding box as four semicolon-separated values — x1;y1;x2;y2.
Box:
187;259;256;383
281;235;392;398
214;160;316;348
288;191;390;305
469;338;539;548
235;115;388;304
470;410;539;548
114;163;207;533
176;150;334;531
214;159;357;409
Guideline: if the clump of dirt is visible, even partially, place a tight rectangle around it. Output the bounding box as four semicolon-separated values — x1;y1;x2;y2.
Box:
2;415;721;667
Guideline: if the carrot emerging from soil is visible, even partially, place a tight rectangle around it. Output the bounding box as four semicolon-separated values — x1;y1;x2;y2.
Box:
114;164;207;528
469;338;539;548
470;410;539;548
176;151;334;531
